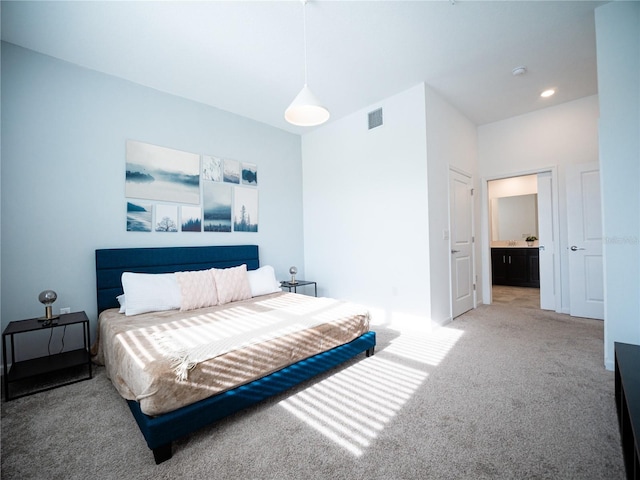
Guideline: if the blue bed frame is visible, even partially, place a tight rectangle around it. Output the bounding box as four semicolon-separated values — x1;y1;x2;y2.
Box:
95;245;376;463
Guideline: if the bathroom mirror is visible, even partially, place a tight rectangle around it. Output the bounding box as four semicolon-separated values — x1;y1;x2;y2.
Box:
490;194;538;242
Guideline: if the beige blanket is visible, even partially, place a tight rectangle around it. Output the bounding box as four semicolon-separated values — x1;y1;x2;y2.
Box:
92;292;369;416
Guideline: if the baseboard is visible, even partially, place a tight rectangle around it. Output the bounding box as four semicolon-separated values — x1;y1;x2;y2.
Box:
604;358;615;371
436;316;453;327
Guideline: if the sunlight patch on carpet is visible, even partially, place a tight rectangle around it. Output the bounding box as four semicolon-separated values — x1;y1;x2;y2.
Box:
384;326;464;366
279;356;428;456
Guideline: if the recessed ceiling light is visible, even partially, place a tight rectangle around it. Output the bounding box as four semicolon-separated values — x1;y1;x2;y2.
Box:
540;89;555;98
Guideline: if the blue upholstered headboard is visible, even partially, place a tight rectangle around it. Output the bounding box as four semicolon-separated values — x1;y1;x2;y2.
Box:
95;245;260;313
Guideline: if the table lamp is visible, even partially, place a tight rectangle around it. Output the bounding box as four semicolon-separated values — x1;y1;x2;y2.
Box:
38;290;60;321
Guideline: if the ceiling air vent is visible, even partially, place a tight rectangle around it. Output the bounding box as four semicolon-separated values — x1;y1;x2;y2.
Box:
368;108;383;130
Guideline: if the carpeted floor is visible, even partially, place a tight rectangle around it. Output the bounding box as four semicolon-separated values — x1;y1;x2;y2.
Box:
0;303;625;480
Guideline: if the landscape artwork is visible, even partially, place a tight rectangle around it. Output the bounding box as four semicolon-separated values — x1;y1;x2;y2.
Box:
223;158;240;184
155;204;178;232
234;187;258;232
203;182;232;232
181;206;202;232
125;140;200;204
126;201;152;232
202;155;223;182
241;163;258;186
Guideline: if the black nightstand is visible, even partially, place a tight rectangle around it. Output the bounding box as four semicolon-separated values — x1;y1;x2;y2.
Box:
2;311;92;401
280;280;318;297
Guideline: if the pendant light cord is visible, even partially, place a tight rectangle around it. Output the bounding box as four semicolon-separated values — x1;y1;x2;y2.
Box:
285;0;330;126
302;0;308;86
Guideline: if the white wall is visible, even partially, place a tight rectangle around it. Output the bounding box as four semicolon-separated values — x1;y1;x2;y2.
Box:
424;85;479;323
595;2;640;369
302;83;478;328
488;175;538;245
302;84;431;326
488;175;537;198
1;43;304;359
478;95;600;313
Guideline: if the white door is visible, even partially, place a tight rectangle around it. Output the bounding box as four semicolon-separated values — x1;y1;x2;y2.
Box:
566;162;604;320
537;172;556;310
450;169;474;318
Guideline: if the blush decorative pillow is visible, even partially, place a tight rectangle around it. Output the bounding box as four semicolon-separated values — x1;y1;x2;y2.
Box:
121;272;182;316
175;269;218;311
212;264;252;305
247;265;282;297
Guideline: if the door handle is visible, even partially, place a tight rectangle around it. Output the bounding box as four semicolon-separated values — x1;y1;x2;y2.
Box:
451;249;460;254
570;245;586;251
539;245;545;251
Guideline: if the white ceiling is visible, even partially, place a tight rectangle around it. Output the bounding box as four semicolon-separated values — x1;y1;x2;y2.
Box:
1;0;604;134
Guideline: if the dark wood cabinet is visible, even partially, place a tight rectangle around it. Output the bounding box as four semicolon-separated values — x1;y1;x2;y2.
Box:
491;248;540;287
528;250;540;284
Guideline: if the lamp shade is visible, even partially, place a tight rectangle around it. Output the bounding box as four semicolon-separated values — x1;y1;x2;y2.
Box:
38;290;57;305
285;84;330;127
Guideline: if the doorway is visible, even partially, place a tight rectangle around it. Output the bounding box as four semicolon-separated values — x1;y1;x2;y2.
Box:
482;168;560;312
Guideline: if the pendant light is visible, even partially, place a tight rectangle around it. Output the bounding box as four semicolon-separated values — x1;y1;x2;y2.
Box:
285;0;330;127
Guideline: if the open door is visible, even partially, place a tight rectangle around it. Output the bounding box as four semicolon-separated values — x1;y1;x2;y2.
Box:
537;172;556;310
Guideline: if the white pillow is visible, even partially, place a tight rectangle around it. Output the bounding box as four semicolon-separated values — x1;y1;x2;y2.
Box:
116;294;126;314
211;264;252;305
175;269;218;311
121;272;182;316
247;265;282;297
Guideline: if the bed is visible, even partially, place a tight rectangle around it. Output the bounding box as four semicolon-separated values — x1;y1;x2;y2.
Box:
94;245;376;463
